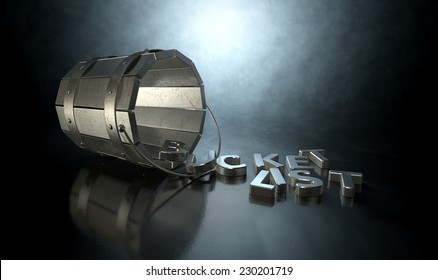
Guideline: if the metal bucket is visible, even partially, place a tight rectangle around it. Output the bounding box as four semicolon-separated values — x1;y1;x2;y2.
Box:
55;49;206;169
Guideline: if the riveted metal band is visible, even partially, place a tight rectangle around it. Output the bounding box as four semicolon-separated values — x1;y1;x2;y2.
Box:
104;51;144;160
64;59;98;148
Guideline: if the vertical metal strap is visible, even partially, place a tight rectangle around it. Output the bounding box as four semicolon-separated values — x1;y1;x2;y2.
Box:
104;51;144;160
64;59;98;148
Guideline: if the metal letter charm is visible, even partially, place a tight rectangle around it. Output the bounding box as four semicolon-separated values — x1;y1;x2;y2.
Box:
285;155;314;174
263;154;284;174
270;168;287;194
216;155;247;177
158;140;188;162
186;150;216;174
250;170;275;199
253;153;284;174
328;170;363;197
288;170;324;197
253;153;264;174
299;149;330;169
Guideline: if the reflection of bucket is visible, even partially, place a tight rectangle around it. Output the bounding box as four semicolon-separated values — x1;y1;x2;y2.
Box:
70;158;208;259
56;49;206;168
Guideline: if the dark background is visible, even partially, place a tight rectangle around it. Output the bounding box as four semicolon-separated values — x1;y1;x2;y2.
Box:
4;0;435;259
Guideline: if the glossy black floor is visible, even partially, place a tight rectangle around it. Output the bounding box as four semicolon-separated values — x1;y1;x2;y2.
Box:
5;114;434;259
4;0;435;259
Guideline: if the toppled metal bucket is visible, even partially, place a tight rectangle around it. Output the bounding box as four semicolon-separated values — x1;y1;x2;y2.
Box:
55;49;211;171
